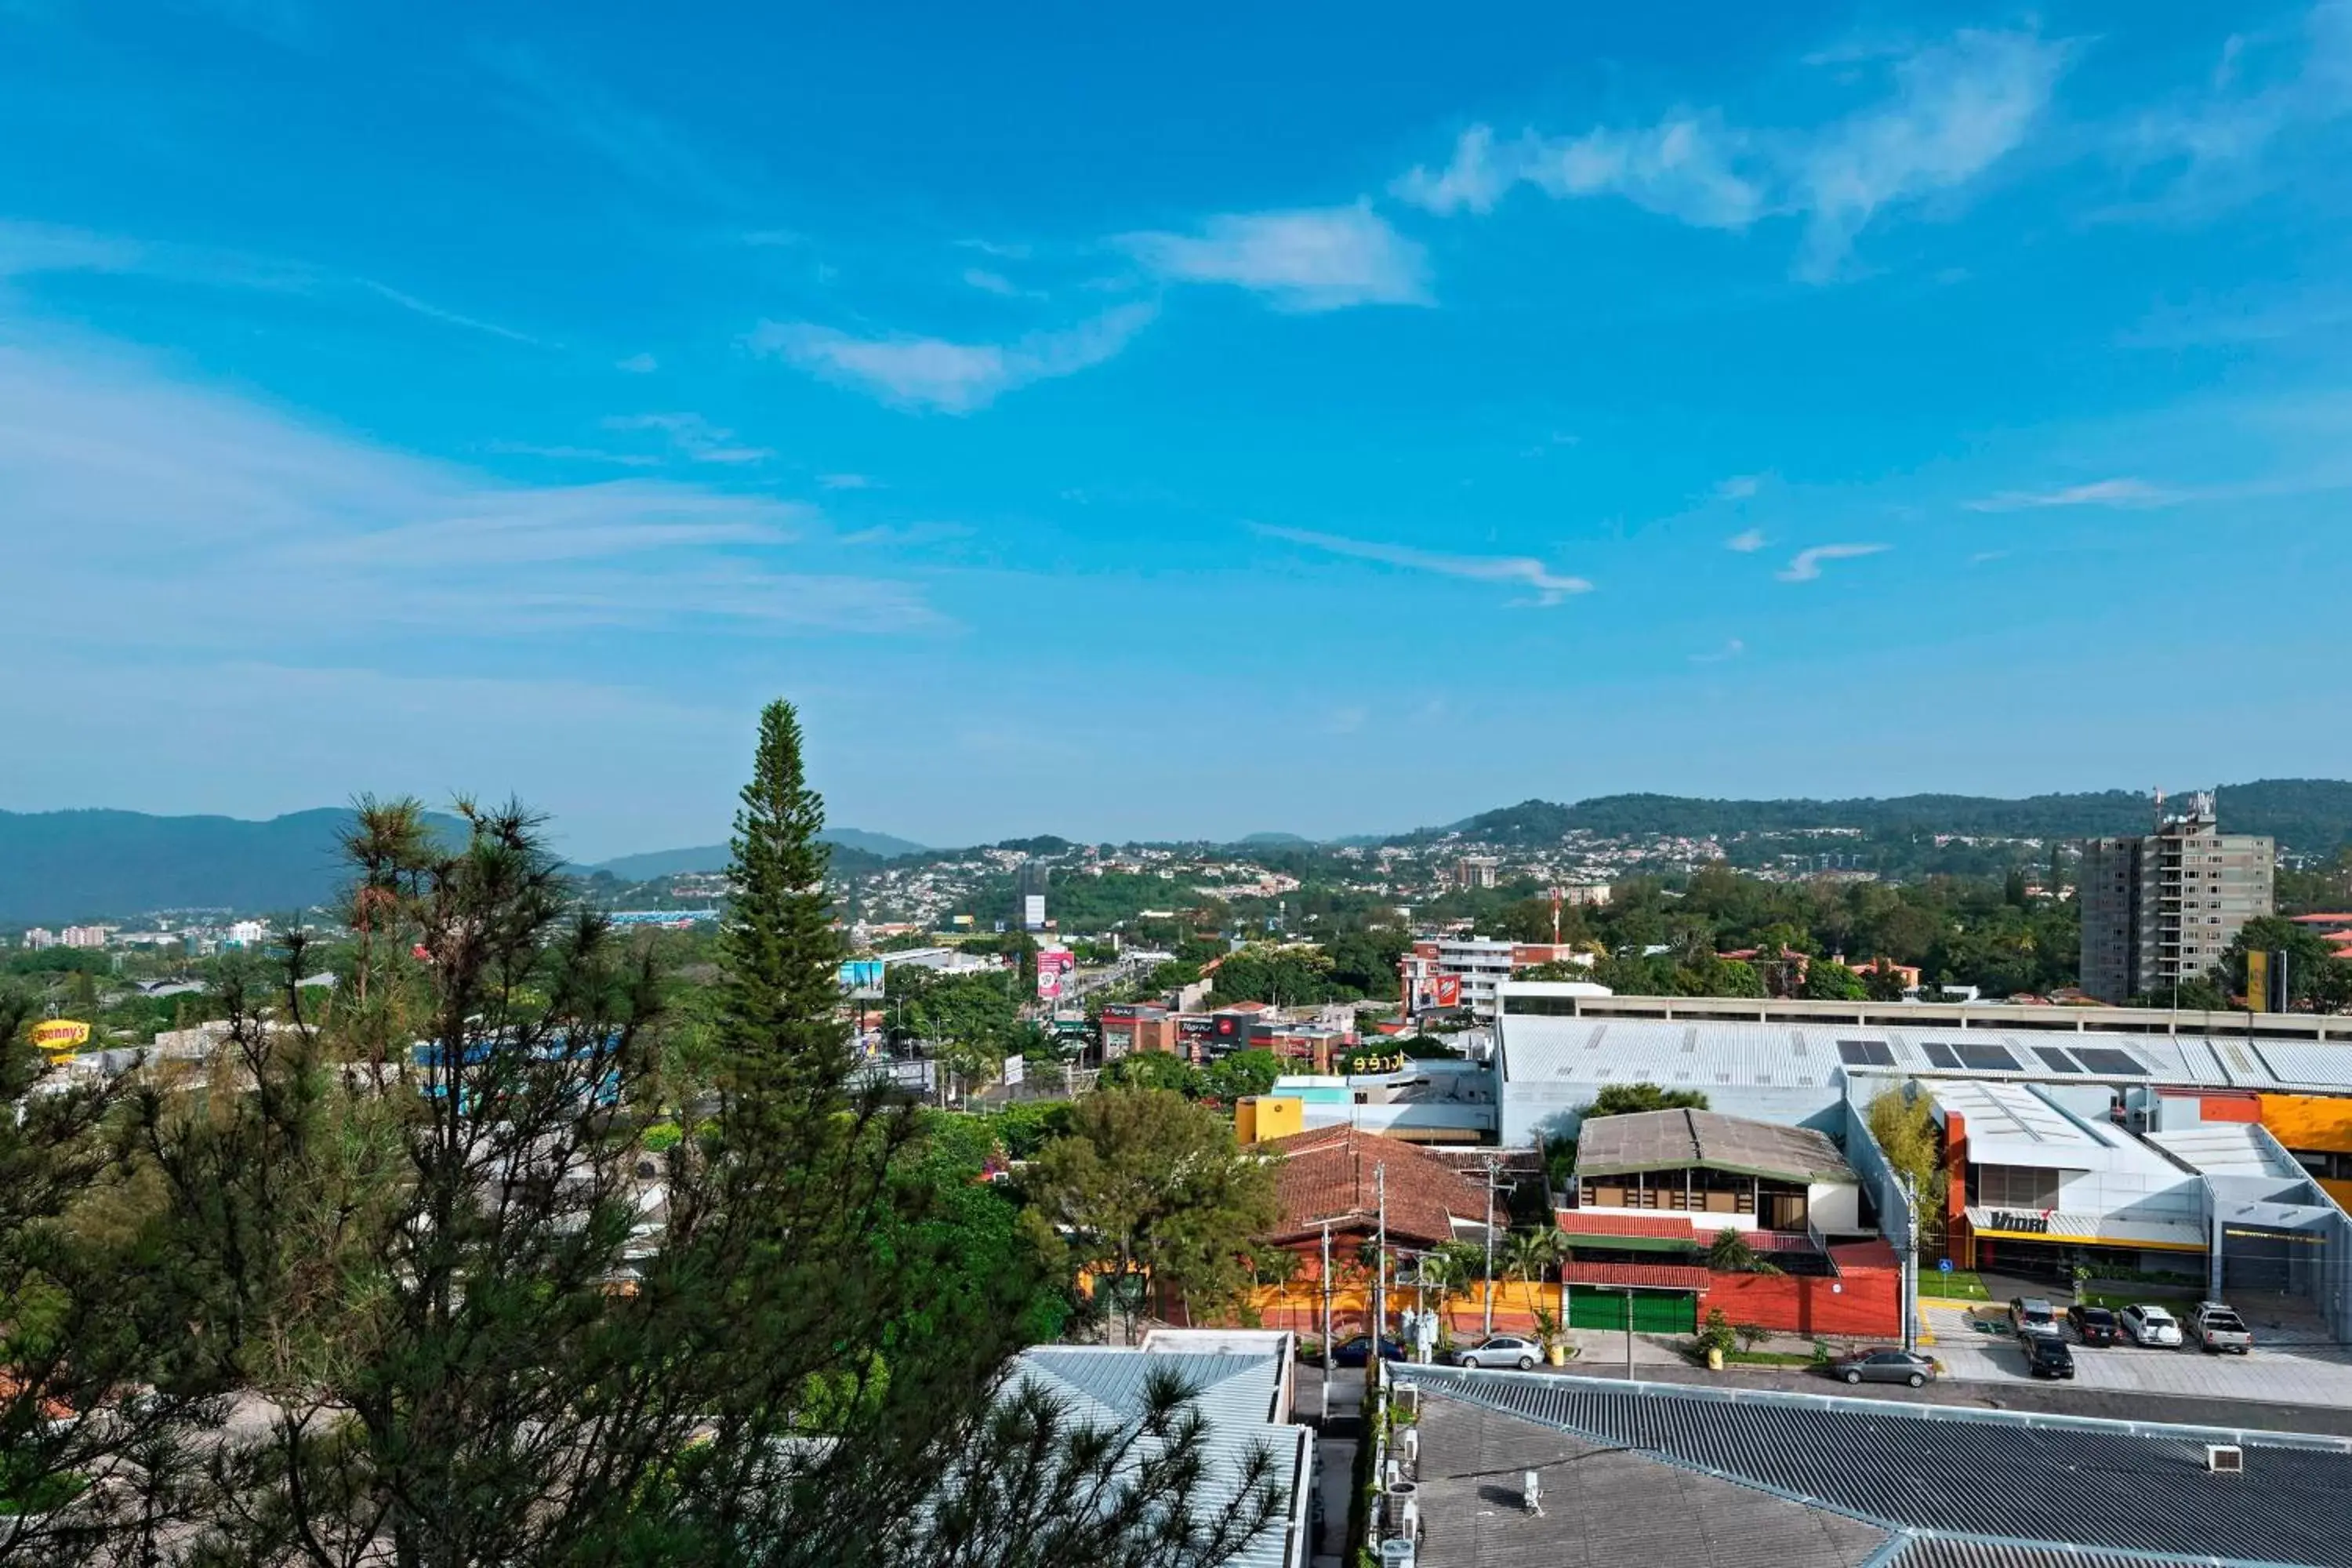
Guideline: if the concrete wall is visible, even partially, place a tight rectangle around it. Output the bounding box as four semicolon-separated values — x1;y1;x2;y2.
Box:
1807;1180;1862;1234
1700;1242;1902;1339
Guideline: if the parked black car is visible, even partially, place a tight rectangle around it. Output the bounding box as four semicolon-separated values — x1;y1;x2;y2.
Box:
2022;1331;2075;1379
2067;1305;2120;1347
1332;1334;1407;1367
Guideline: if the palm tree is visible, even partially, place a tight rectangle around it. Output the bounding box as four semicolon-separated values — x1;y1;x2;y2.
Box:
1707;1227;1783;1276
1504;1227;1566;1284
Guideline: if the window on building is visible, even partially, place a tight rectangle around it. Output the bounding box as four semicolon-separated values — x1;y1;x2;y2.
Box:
1969;1163;2062;1210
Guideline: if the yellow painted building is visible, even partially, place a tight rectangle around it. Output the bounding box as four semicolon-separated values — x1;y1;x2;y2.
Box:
1234;1096;1305;1145
2259;1094;2352;1210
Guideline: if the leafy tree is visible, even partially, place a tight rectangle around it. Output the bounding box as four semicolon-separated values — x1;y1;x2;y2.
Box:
1584;1083;1710;1119
1802;959;1869;1001
1099;1051;1203;1098
1198;1050;1282;1103
89;701;1276;1567
1025;1087;1278;1339
1864;1082;1948;1252
2215;916;2352;1012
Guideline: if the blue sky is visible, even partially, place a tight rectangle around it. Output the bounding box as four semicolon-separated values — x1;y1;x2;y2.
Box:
5;2;2351;859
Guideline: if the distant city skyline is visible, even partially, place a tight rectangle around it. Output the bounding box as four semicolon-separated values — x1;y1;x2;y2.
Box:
6;2;2352;861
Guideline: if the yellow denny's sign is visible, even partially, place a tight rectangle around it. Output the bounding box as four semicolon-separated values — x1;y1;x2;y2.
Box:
31;1019;92;1054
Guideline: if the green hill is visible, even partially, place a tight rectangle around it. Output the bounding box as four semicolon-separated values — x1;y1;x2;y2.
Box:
1438;779;2352;855
0;808;459;924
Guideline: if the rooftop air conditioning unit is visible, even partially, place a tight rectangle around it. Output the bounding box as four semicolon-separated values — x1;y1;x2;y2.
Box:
1378;1540;1417;1568
1393;1385;1421;1418
1399;1426;1420;1477
1523;1469;1543;1515
2207;1445;2244;1474
1382;1481;1418;1534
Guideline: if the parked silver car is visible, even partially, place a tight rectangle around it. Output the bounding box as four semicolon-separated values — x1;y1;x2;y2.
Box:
1828;1348;1937;1388
1451;1334;1543;1370
2118;1304;2183;1347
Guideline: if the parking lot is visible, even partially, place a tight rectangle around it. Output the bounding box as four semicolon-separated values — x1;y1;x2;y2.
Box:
1923;1303;2352;1403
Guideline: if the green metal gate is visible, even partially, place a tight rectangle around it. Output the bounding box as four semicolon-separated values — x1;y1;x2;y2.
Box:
1568;1287;1695;1334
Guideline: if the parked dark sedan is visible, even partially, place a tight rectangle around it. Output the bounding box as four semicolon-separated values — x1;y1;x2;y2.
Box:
2067;1305;2120;1347
1828;1348;1936;1388
1332;1334;1407;1367
2022;1331;2075;1379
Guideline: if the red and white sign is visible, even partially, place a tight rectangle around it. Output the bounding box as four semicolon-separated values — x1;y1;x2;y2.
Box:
1432;975;1462;1008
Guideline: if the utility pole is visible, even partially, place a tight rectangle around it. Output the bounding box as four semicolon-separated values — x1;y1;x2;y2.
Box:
1320;1221;1334;1421
1482;1156;1502;1337
1900;1174;1919;1355
1371;1163;1387;1399
1624;1289;1636;1382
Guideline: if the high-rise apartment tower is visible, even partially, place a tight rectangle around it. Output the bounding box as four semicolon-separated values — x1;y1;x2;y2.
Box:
2078;791;2273;1004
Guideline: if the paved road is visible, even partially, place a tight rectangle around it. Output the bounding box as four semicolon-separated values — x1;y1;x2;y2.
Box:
1923;1304;2352;1406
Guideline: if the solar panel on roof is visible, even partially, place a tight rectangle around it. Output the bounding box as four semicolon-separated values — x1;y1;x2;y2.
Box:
1838;1039;1894;1066
1921;1041;1963;1069
2073;1047;2147;1076
2033;1046;2082;1073
1955;1042;2018;1072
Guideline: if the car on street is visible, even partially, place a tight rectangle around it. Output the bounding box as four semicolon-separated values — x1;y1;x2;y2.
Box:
1450;1335;1543;1370
2119;1304;2184;1347
2188;1301;2254;1355
2067;1305;2121;1346
2021;1332;2076;1379
1332;1334;1407;1367
2008;1297;2059;1335
1828;1348;1937;1388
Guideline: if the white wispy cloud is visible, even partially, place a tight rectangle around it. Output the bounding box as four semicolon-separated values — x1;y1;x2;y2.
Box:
615;352;659;373
747;303;1156;414
1254;524;1592;605
1716;474;1764;500
1393;29;2067;278
961;267;1047;299
0;333;936;644
481;440;661;467
1117;203;1430;311
818;473;878;491
1691;637;1747;663
0;219;543;345
603;412;772;465
2117;2;2352;210
1725;528;1768;552
473;42;761;212
1965;477;2185;510
1777;542;1890;582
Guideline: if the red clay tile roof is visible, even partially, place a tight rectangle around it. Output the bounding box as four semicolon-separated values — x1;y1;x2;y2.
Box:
1561;1261;1711;1290
1555;1213;1696;1240
1261;1127;1494;1249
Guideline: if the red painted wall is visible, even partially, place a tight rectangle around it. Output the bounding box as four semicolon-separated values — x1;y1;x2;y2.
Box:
1698;1241;1901;1338
2198;1094;2262;1124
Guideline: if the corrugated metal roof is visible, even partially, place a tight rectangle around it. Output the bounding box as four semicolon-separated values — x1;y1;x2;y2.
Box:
1011;1348;1305;1568
1498;1016;2352;1096
1397;1371;2352;1567
1577;1108;1857;1183
2146;1121;2307;1181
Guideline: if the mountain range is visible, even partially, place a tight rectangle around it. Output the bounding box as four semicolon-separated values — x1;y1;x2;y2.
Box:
0;809;920;924
1436;779;2352;855
4;780;2347;924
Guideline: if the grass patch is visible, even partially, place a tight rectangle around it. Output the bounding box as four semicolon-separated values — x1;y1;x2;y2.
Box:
1920;1269;1989;1301
1723;1349;1819;1367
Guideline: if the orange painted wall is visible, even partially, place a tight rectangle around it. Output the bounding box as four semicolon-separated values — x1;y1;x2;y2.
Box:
1697;1242;1902;1338
1243;1279;1560;1338
2198;1093;2263;1124
2261;1094;2352;1153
